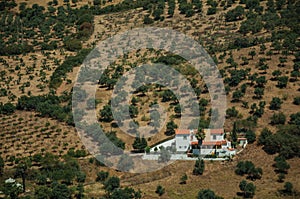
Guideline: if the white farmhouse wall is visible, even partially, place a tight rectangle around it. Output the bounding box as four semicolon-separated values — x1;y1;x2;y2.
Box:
175;134;190;152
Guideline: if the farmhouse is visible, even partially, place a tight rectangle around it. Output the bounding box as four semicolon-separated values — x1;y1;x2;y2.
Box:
175;129;234;156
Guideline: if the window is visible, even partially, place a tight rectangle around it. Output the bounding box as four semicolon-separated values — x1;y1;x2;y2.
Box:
213;135;217;140
184;146;187;148
179;146;182;149
183;136;187;140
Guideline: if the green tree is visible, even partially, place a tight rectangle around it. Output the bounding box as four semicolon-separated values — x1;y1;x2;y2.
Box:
254;87;264;99
269;97;282;110
277;173;285;183
274;156;290;174
272;70;282;80
143;15;154;24
193;158;205;175
258;128;272;145
0;156;4;175
129;105;138;118
293;97;300;105
174;104;181;117
51;182;71;199
276;76;289;88
197;189;223;199
239;180;256;198
232;90;243;102
231;122;238;147
248;50;256;59
180;173;188;184
100;104;113;122
290;112;300;126
76;184;84;199
110;187;141;199
283;182;293;195
34;186;52;199
245;0;260;9
245;130;256;144
165;120;178;136
104;176;120;193
15;158;31;193
64;38;82;52
96;171;109;182
270;112;286;125
225;6;245;22
132;136;148;151
155;185;165;196
93;0;101;6
255;76;267;87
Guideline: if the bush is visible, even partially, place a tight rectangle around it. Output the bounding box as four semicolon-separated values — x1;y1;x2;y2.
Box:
277;76;289;88
269;97;282;110
207;6;217;15
143;15;154;24
180;173;188;184
226;107;239;118
293;97;300;105
289;112;300;126
245;130;256;144
258;128;272;145
155;185;165;196
193;158;205;175
96;171;109;182
225;6;244;22
197;189;223;199
64;38;82;51
0;102;16;115
274;156;290;174
239;180;256;198
104;176;120;193
283;182;294;195
235;161;262;180
270;112;286;125
262;125;300;158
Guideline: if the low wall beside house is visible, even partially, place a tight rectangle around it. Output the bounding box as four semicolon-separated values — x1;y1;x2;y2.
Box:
150;138;176;152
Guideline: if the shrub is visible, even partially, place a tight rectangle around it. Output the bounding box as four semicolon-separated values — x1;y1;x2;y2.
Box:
239;180;256;198
64;38;82;51
96;171;109;182
258;128;272;145
155;185;165;196
270;112;286;125
293;97;300;105
245;130;256;144
193;158;205;175
274;156;290;174
283;182;294;195
235;161;262;180
269;97;282;110
197;189;223;199
104;176;120;193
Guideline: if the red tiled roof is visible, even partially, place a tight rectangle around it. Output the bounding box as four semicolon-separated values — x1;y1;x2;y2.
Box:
175;129;197;135
202;140;227;146
210;129;224;135
238;138;247;140
191;141;198;145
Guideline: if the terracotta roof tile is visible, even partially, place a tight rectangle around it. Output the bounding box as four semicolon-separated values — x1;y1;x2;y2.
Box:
210;129;224;135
